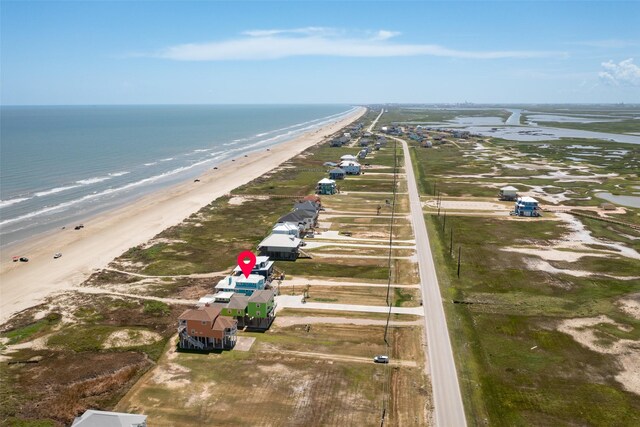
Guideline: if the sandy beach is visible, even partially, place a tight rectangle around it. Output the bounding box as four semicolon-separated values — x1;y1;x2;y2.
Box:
0;106;365;324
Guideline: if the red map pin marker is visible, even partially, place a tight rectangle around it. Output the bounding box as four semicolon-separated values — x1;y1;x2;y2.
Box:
237;251;257;279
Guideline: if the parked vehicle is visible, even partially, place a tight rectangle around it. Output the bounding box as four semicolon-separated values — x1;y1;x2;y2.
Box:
373;355;389;364
54;253;62;259
19;257;29;262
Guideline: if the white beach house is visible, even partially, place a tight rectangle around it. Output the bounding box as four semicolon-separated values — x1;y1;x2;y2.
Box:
257;234;303;260
272;222;300;238
499;185;519;201
316;178;337;195
514;196;541;217
338;160;361;175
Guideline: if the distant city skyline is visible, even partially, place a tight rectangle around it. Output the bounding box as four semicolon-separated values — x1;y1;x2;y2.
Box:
2;1;639;105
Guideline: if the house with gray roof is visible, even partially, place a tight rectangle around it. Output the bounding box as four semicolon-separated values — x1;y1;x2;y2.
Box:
72;410;147;427
278;210;315;230
329;168;346;180
258;234;302;260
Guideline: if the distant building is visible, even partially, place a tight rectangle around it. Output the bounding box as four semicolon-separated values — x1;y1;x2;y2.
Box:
421;140;432;148
358;149;368;159
294;200;320;217
301;194;322;207
514;196;540;217
317;178;337;195
499;186;519;201
329;168;346;180
258;234;303;260
278;209;315;230
338;160;361;175
72;410;147;427
340;154;358;161
272;222;300;238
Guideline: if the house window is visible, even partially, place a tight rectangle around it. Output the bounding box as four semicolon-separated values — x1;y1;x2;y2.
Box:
191;329;195;334
202;321;206;325
256;312;261;317
256;304;260;308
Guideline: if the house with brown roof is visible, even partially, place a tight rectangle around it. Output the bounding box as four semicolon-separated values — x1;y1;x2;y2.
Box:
178;305;238;350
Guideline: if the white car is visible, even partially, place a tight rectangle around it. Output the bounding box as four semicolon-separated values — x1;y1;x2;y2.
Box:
373;355;389;364
53;252;62;259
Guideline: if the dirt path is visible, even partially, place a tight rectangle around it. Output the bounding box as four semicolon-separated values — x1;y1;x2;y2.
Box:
74;286;197;305
313;230;416;244
275;316;423;327
266;348;418;368
105;268;227;279
275;295;424;315
309;253;415;260
278;277;419;288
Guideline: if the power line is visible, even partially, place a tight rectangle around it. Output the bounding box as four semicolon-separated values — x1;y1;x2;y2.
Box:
381;135;399;426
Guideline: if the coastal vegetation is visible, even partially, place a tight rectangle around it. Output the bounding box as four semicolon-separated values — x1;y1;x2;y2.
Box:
1;111;431;425
407;125;640;425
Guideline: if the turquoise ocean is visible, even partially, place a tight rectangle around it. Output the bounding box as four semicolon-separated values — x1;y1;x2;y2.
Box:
0;105;355;246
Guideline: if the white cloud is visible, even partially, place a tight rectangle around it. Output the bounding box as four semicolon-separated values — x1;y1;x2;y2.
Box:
242;27;339;38
147;27;563;61
371;30;401;41
599;58;640;86
569;39;639;49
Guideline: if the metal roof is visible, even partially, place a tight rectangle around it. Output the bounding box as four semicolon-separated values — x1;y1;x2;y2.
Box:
258;233;302;249
318;178;336;184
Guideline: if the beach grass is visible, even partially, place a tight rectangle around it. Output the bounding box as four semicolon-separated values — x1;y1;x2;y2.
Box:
402;126;640;425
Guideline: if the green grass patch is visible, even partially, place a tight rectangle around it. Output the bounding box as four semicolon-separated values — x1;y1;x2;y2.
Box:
143;300;171;316
1;313;61;345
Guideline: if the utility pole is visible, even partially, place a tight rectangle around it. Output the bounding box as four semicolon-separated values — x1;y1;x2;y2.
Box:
450;228;453;257
457;246;461;278
443;211;447;232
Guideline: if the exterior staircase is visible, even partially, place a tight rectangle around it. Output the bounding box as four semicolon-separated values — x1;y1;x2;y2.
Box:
178;325;205;350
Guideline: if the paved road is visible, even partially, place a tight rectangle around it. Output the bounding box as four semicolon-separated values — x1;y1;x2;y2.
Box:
368;108;384;132
395;136;467;426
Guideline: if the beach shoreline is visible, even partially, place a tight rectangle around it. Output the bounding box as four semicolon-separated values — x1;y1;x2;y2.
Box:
0;106;366;324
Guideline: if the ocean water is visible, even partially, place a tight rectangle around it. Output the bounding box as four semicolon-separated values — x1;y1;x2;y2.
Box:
0;104;356;246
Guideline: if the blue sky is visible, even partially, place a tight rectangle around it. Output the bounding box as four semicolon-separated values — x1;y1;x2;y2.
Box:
2;1;639;105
